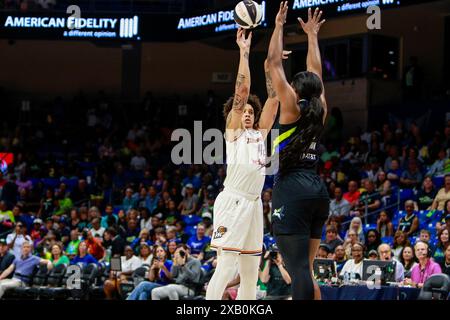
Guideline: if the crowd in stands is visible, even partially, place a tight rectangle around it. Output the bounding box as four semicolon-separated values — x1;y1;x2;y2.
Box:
0;90;449;299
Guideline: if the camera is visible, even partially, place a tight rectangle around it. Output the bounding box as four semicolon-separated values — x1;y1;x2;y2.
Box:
269;251;278;259
179;250;186;258
268;243;279;260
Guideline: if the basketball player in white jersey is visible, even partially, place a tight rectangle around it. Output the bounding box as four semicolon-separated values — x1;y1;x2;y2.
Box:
206;28;289;300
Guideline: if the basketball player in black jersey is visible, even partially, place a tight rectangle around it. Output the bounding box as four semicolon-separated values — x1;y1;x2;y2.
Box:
266;2;329;300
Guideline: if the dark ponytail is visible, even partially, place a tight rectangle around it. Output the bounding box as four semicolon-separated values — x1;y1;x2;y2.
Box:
279;71;325;176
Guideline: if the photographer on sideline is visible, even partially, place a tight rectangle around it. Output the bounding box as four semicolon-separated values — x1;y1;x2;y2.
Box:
260;244;291;300
151;244;202;300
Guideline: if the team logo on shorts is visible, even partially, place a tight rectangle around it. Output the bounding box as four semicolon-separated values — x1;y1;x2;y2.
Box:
213;226;227;239
272;206;285;220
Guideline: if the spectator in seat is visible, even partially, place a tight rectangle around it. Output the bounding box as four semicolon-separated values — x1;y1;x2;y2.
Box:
384;145;402;172
426;148;447;177
329;187;351;221
436;201;450;232
174;221;190;244
16;172;33;192
406;241;442;288
146;186;160;214
6;222;32;259
260;247;291;300
377;243;405;282
66;229;80;259
316;244;331;259
84;230;105;261
343;181;360;209
125;219;140;244
167;240;177;261
139;207;152;232
89;218;105;239
178;184;198;216
30;218;43;242
152;169;169;193
325;216;344;241
50;243;70;267
432;227;449;265
182;168;202;191
344;217;365;245
37;189;56;221
105;227;126;258
70;241;98;266
153;227;167;247
400;159;423;189
439;244;450;277
418;229;434;252
364;229;381;257
397;200;419;237
127;244;173;300
0;239;14;279
376;211;394;238
68;208;80;231
137;242;153;266
130;150;147;172
399;245;417;279
0;241;53;299
415;176;437;211
367;249;378;260
130;228;152;253
386;159;402;187
375;171;391;198
151;245;202;300
12;204;33;233
392;230;410;260
201;211;214;237
101;204;118;229
333;245;347;273
104;245;142;299
340;242;365;281
122;188;137;212
343;229;359;259
431;174;450;211
77;207;90;231
356;180;381;223
187;223;211;258
322;225;343;253
165;200;181;226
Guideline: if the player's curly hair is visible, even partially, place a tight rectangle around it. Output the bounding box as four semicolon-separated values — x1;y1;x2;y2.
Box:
223;94;262;130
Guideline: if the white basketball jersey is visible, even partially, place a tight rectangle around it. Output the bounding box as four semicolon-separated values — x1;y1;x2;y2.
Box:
223;129;266;195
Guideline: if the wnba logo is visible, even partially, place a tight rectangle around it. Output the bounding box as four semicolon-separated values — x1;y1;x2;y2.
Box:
119;16;139;38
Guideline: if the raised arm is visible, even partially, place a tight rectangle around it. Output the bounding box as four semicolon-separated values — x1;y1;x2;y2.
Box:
267;1;298;125
226;28;252;141
258;51;291;139
299;7;327;122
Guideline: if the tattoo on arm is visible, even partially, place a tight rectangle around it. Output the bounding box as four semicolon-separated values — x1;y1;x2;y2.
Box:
265;71;276;98
233;94;244;109
236;73;245;90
